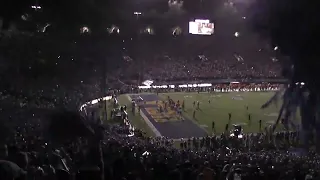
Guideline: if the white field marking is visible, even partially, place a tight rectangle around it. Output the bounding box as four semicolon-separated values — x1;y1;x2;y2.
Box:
184;95;193;98
139;109;162;137
232;96;244;100
210;95;221;98
126;94;133;101
181;114;209;134
126;94;161;137
266;120;276;125
200;124;208;128
264;113;279;117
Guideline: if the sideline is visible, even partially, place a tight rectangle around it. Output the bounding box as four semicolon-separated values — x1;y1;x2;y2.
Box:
78;94;211;140
79;96;112;111
79;95;136;137
126;94;162;137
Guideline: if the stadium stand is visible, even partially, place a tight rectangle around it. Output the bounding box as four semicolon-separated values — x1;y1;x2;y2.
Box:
1;0;317;179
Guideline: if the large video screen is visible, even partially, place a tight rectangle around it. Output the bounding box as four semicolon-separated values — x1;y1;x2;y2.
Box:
189;19;214;35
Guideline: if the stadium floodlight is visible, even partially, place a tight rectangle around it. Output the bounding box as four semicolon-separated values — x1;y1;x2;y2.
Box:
144;27;154;34
37;23;50;33
172;26;182;35
134;12;142;19
21;14;29;21
274;46;278;50
107;25;120;34
234;32;240;37
80;26;90;34
31;5;41;9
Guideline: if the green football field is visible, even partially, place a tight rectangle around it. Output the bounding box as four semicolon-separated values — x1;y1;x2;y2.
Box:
118;92;300;136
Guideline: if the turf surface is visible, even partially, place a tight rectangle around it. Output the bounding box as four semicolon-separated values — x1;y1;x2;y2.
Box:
117;95;156;136
118;92;299;136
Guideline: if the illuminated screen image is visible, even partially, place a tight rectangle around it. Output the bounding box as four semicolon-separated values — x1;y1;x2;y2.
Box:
189;19;214;35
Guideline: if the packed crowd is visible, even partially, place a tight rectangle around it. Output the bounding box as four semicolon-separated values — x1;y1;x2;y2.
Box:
1;74;319;180
138;83;281;94
142;55;281;82
1;98;320;180
116;35;283;83
0;45;309;180
0;34;311;180
0;79;316;180
0;76;102;130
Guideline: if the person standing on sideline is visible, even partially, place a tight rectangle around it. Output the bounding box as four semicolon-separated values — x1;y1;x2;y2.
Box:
212;121;215;133
259;119;262;132
225;123;229;132
182;100;185;111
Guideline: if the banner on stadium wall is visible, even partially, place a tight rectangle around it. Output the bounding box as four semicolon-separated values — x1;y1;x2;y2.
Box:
151;78;288;85
201;78;288;83
138;83;213;89
138;79;288;89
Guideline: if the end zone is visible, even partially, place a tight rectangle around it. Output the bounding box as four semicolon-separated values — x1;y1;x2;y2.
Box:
128;94;207;139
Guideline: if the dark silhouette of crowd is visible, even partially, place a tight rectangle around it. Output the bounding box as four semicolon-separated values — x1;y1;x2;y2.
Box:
1;0;320;178
1;99;319;180
111;35;283;83
140;52;281;82
1;79;320;180
0;23;312;180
